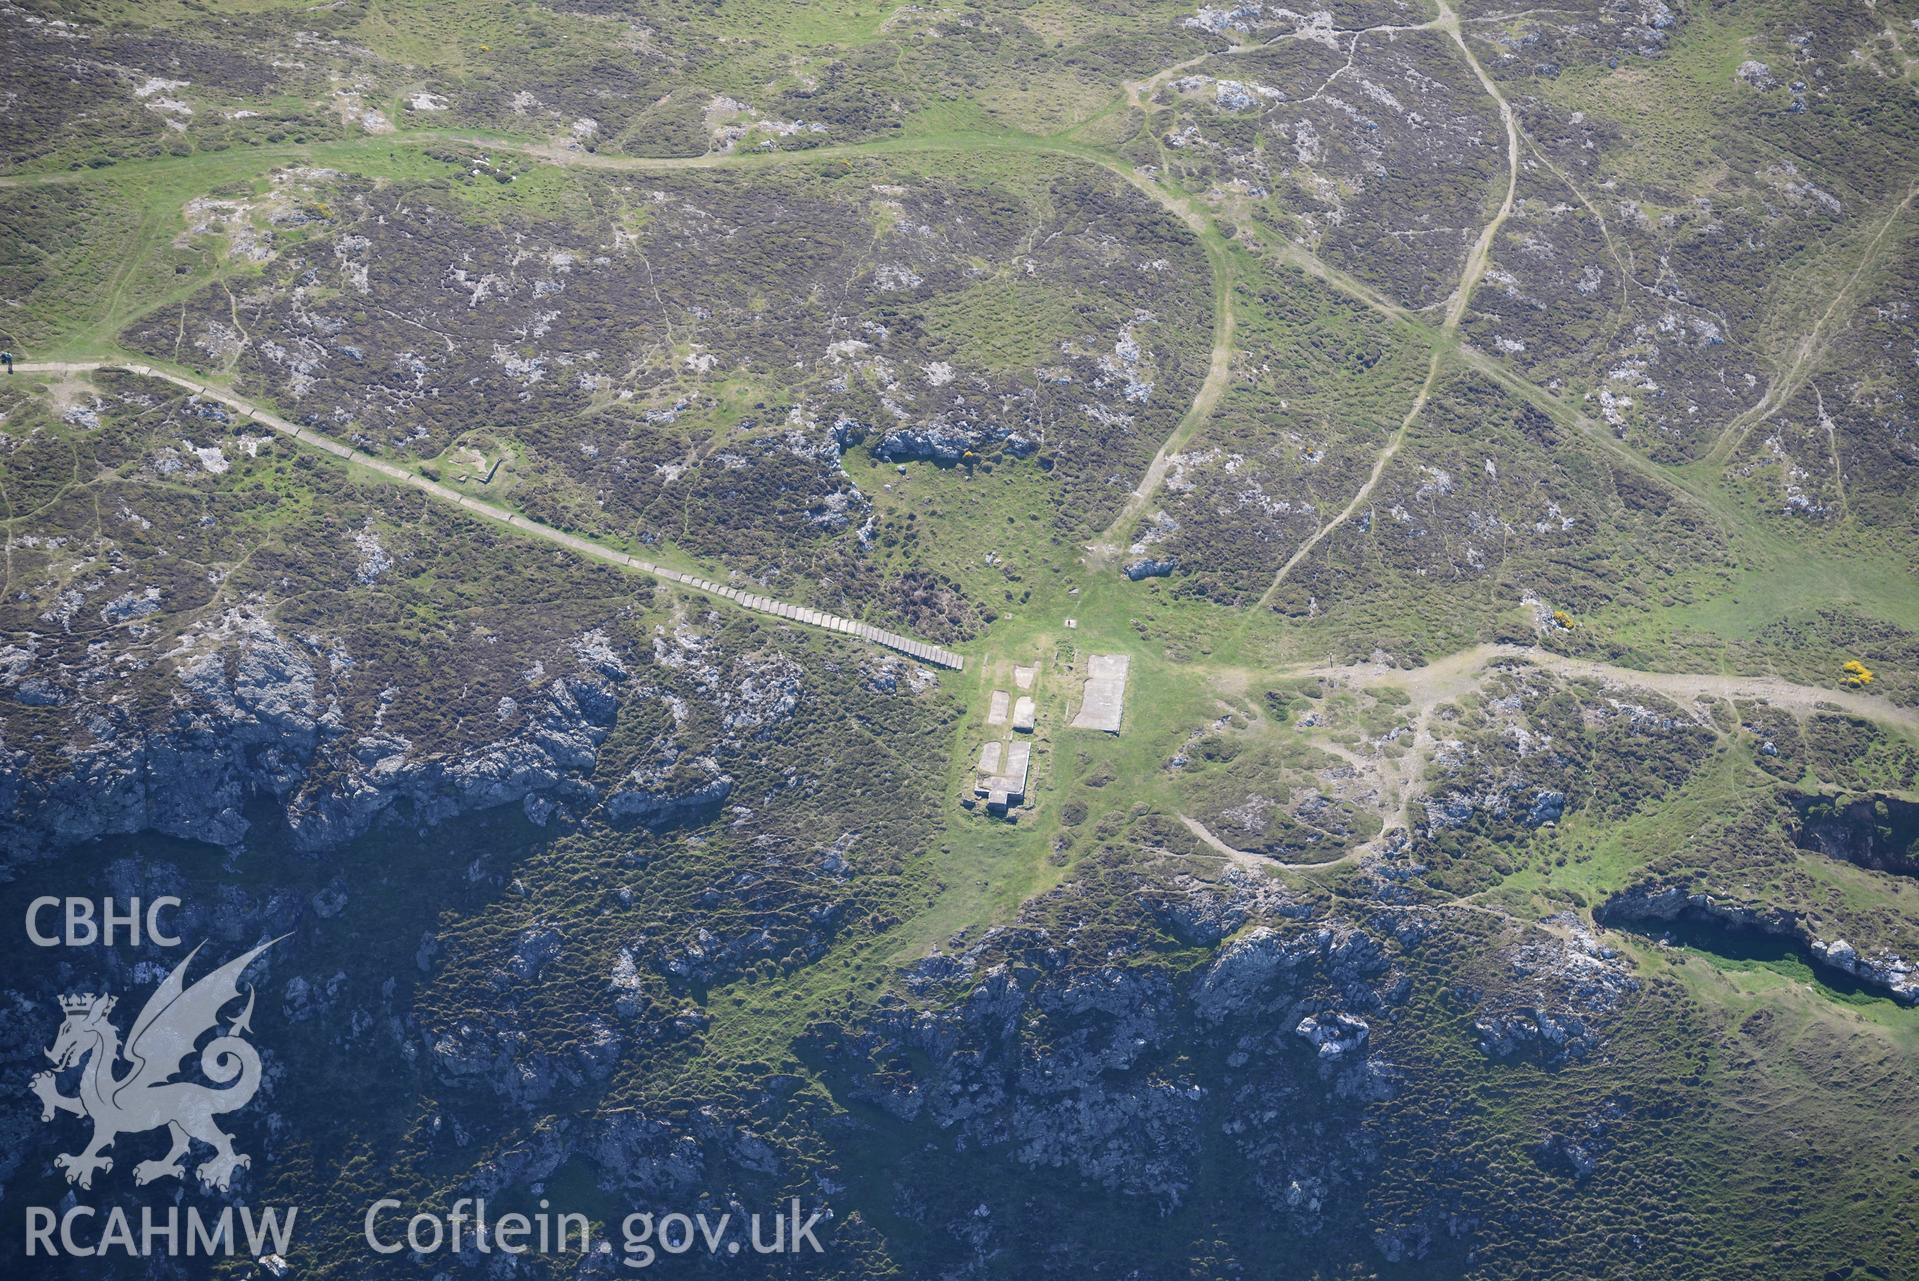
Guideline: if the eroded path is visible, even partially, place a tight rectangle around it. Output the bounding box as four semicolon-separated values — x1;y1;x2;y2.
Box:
1308;643;1919;734
1435;0;1520;330
12;360;965;669
1325;643;1919;836
1191;640;1919;872
1704;179;1919;468
1176;812;1366;872
1252;0;1522;606
1089;255;1236;561
6;24;1911;665
0;105;1639;557
1255;351;1442;611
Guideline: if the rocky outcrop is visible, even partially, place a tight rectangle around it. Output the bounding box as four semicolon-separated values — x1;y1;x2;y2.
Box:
1123;557;1177;581
1295;1010;1369;1058
1601;883;1796;935
6;611;329;855
1470;915;1638;1067
1789;792;1919;878
814;920;1401;1217
588;1107;782;1197
283;672;619;851
0;610;763;861
1810;939;1919;1004
426;1009;623;1108
865;420;1038;464
606;774;734;827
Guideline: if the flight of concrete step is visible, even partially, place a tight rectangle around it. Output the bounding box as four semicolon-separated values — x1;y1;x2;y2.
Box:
641;568;966;670
37;362;966;672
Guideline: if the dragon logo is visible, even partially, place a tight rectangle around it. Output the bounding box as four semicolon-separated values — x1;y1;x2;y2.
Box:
31;937;282;1192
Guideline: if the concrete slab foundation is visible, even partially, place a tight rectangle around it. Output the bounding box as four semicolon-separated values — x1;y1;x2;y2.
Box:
1070;653;1130;733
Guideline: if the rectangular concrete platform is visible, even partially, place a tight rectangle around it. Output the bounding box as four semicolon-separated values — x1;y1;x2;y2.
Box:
1012;696;1036;732
1070;653;1130;733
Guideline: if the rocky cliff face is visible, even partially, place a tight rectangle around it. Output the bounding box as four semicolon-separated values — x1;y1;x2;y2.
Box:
0;600;954;1278
1790;792;1919;878
1470;915;1640;1067
814;924;1398;1221
1599;882;1919;1004
5;610;609;858
1;607;800;864
803;845;1657;1274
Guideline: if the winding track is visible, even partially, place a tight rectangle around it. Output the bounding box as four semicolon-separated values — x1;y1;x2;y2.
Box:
1703;179;1919;468
6;26;1910;675
1089;250;1236;560
1303;643;1919;734
13;360;965;670
1183;641;1919;871
1318;642;1919;844
1254;0;1521;607
1176;812;1368;872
